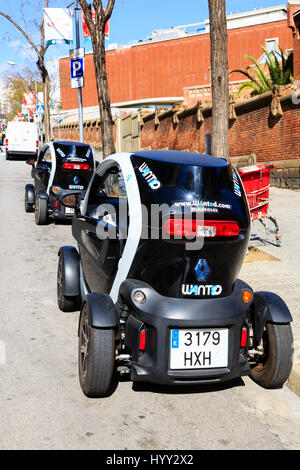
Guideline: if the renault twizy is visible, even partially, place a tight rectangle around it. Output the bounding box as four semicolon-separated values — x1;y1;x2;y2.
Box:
25;141;95;224
57;150;293;397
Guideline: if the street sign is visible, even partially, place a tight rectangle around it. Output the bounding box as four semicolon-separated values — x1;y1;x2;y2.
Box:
70;58;84;89
70;48;85;89
69;47;85;60
36;105;45;114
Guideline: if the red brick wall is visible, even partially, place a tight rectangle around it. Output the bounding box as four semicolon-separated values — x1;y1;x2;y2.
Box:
140;92;300;163
59;19;292;110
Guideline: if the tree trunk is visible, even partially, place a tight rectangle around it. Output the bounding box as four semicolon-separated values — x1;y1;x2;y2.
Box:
37;59;51;142
80;0;116;158
208;0;229;159
92;27;116;157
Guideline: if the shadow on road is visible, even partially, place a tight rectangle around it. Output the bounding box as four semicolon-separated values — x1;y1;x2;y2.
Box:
130;377;245;395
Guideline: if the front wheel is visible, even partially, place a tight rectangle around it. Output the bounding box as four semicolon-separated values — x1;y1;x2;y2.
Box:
250;323;293;389
57;252;78;312
34;196;48;225
78;303;115;398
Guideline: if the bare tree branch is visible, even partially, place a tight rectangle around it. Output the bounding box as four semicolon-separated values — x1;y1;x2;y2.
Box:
0;11;41;59
104;0;115;21
0;1;52;140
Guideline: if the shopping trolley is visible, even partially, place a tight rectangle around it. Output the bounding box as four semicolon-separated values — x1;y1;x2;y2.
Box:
238;164;281;247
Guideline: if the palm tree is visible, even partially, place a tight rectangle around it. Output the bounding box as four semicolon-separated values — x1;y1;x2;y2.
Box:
231;46;293;96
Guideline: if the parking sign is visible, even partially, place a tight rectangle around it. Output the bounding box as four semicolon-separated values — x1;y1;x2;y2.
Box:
70;48;85;89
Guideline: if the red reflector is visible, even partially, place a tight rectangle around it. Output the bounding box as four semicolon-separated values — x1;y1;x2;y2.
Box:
139;331;146;351
55;201;58;208
163;219;240;238
63;163;89;170
241;328;248;348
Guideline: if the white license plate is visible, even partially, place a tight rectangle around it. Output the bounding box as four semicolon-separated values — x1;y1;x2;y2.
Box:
65;207;74;214
170;329;228;370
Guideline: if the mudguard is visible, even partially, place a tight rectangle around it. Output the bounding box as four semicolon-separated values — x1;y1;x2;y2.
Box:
253;291;293;343
58;246;80;296
37;189;48;200
25;184;35;205
85;293;118;329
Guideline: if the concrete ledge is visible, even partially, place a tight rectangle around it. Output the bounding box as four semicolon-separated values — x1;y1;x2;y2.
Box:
288;364;300;397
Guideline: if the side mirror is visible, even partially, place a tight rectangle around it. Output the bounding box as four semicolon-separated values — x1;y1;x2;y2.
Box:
26;159;35;167
61;193;81;216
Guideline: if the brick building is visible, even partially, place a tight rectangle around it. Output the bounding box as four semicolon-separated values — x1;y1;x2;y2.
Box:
58;4;294;118
54;2;300;187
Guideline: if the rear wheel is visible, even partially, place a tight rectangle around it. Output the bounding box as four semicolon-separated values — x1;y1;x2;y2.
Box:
34;196;48;225
57;252;78;312
78;303;115;398
250;323;293;389
25;188;34;213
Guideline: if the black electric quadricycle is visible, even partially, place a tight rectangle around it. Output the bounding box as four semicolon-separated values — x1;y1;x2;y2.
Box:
25;141;95;225
57;150;293;397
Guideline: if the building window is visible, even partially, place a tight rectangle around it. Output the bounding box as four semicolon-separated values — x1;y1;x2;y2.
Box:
266;38;277;54
259;38;279;64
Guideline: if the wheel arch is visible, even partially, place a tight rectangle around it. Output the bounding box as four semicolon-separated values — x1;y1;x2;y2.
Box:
58;246;81;297
79;293;118;335
252;291;293;343
25;184;35;204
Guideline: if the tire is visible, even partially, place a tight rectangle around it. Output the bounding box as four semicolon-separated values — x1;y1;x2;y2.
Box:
250;323;293;389
34;196;48;225
25;188;34;213
57;252;78;312
78;303;115;398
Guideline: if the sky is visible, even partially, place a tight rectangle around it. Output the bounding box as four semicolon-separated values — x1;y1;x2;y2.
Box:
0;0;287;85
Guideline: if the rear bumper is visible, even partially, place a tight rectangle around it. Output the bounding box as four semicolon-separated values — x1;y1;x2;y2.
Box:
50;188;86;220
119;279;253;386
7;150;37;157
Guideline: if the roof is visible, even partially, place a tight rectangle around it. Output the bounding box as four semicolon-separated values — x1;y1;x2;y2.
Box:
133;150;229;167
52;140;90;147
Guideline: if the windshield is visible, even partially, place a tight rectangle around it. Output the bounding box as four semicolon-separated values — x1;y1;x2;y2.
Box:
131;155;250;228
53;143;93;164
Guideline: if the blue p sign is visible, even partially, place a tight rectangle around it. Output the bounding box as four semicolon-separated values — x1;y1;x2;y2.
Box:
71;59;84;79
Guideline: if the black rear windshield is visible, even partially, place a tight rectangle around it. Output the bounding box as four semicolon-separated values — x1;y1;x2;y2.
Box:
53;143;93;164
131;155;249;227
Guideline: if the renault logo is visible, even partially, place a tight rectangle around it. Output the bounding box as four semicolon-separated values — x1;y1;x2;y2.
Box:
194;259;210;282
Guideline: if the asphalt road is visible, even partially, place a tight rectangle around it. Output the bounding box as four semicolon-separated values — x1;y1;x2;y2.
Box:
0;153;300;450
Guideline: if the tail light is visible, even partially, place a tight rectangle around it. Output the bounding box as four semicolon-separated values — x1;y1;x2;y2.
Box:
240;328;248;348
36;140;39;149
63;163;89;170
5;138;8;146
163;218;240;238
139;331;146;351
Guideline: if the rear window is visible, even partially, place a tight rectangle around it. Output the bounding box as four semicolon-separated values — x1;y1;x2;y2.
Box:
53;143;93;164
131;155;250;228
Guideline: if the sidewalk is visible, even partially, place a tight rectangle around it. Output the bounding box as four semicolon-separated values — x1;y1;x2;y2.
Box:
240;187;300;396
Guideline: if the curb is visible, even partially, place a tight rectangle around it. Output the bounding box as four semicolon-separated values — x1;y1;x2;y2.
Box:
288;365;300;398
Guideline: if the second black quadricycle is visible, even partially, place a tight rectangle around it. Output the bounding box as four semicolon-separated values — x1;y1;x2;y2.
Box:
25;140;95;224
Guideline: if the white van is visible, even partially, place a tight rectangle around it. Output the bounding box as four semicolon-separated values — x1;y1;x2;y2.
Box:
5;121;39;160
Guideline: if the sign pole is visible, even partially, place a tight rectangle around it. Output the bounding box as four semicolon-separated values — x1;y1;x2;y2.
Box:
75;0;84;143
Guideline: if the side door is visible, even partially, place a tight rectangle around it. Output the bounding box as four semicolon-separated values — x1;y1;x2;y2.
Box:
72;162;128;294
32;145;52;192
